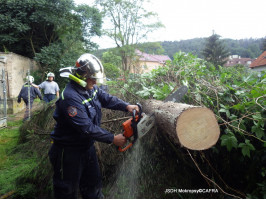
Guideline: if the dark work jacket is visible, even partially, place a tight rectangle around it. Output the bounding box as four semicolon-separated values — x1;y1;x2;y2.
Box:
18;83;42;102
51;81;129;147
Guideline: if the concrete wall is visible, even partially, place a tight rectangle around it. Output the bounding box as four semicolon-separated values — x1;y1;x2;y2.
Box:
0;52;39;114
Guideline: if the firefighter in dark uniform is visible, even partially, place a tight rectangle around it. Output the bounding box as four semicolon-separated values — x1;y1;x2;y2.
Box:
48;53;139;199
17;75;42;121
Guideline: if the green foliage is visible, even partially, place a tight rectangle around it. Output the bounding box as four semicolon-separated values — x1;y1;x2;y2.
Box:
96;0;164;71
103;63;120;79
136;42;165;55
117;51;265;198
161;38;206;59
0;0;103;89
0;120;40;197
161;38;264;59
220;131;238;151
0;116;53;199
101;50;122;79
238;139;255;158
14;104;56;198
102;50;122;67
262;38;266;52
202;33;230;67
0;0;73;58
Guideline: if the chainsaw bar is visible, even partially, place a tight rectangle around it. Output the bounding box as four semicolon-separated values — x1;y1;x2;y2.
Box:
137;113;156;138
164;85;188;103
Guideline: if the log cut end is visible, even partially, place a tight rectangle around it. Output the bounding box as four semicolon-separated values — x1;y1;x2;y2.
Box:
176;107;220;150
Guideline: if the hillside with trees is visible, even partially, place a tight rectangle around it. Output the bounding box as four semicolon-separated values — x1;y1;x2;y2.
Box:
161;37;264;59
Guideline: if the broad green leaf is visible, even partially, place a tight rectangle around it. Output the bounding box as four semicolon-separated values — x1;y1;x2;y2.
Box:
238;140;255;158
221;134;238;151
252;113;262;120
218;108;230;118
232;103;245;111
251;125;265;139
218;108;227;113
250;89;261;98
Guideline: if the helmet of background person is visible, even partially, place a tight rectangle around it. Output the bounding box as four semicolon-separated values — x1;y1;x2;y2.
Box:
26;75;34;83
46;72;55;80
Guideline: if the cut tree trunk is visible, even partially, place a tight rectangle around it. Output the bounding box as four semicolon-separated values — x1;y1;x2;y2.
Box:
141;100;220;150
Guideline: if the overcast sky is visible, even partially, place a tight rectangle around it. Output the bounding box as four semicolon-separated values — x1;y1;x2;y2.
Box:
74;0;266;49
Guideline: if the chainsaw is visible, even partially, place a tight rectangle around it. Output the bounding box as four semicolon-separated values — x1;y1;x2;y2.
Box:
118;103;145;152
118;85;188;152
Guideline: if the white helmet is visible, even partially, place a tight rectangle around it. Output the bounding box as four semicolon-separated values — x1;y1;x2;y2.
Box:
26;75;34;83
74;53;104;83
47;72;55;80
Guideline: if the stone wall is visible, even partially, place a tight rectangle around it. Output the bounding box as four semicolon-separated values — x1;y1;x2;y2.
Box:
0;52;39;114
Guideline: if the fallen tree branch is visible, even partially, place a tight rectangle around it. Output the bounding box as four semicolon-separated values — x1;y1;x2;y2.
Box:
187;150;241;199
218;112;260;126
216;115;266;143
0;190;15;199
255;95;266;111
200;152;246;198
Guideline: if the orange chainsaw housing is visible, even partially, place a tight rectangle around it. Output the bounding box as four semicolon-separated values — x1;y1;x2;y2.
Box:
122;115;139;138
118;115;140;152
119;103;142;152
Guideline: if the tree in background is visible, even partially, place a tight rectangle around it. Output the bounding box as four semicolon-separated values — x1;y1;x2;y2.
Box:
202;32;230;68
95;0;164;75
136;42;165;55
0;0;102;86
262;38;266;52
101;50;121;79
34;3;102;79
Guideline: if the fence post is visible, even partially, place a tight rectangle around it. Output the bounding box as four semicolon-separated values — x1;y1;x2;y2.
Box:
3;69;7;119
27;69;31;120
0;68;7;128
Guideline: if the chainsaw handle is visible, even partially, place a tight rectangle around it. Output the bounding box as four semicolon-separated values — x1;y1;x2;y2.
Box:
134;103;142;123
132;109;136;120
118;143;133;152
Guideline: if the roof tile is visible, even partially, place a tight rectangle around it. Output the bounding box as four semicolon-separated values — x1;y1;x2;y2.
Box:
136;49;171;64
250;51;266;68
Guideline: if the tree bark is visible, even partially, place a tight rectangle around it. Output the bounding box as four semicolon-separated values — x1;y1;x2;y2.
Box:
141;100;220;150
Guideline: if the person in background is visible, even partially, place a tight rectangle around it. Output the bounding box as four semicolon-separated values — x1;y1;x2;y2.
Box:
32;72;59;103
17;75;42;121
48;53;139;198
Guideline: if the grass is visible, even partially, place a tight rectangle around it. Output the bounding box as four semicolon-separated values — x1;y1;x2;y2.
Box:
0;120;38;197
6;120;23;127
